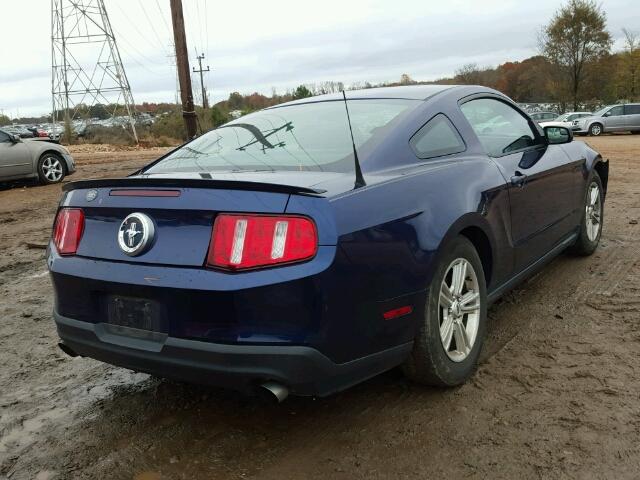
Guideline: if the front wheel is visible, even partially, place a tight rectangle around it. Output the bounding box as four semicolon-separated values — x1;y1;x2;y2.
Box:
37;153;66;185
589;123;603;136
403;236;487;387
569;172;604;256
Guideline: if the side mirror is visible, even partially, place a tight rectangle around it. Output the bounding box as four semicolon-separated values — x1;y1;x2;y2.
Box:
9;134;20;143
544;126;573;145
603;111;611;117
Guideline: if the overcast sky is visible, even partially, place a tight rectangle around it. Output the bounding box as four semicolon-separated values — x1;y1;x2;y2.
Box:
0;0;638;118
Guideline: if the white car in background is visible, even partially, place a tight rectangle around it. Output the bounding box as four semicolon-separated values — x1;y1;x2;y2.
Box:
539;112;592;130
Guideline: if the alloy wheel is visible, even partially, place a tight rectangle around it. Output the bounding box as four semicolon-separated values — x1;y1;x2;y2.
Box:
585;181;602;242
438;258;481;362
42;156;64;182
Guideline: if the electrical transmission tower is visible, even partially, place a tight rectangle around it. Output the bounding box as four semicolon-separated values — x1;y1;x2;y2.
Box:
51;0;138;142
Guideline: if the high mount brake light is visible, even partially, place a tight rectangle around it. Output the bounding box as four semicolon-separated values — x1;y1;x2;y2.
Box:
207;214;318;270
53;208;85;255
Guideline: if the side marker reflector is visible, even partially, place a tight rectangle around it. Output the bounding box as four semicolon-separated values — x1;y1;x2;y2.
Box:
383;306;413;320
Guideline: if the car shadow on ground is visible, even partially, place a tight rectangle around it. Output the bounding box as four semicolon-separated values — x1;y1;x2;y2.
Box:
33;253;584;478
51;277;541;477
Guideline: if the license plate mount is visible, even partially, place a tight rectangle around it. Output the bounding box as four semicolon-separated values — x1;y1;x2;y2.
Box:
107;296;165;332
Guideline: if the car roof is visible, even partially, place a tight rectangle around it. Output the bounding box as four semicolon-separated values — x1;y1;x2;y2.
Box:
269;85;458;109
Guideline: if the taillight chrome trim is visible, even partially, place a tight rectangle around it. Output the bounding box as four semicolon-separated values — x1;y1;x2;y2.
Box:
229;219;248;265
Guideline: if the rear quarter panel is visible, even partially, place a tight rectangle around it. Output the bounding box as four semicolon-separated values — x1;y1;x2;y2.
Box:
318;155;511;361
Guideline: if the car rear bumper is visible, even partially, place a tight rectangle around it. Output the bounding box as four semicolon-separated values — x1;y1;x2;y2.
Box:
54;311;412;397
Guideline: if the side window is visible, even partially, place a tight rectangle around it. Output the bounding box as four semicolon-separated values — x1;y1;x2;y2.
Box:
460;98;539;157
409;114;466;159
625;104;640;115
608;106;624;117
0;131;10;143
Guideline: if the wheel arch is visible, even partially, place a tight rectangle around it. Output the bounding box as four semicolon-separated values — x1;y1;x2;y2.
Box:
438;213;496;288
459;225;493;287
593;157;609;197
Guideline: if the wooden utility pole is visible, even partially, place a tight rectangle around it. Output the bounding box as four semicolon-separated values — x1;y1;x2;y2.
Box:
169;0;197;139
193;53;210;109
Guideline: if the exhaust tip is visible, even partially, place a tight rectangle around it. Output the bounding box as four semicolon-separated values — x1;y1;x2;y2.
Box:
58;342;78;358
260;381;289;403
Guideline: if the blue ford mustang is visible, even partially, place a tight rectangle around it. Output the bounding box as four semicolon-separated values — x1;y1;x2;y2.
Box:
49;85;608;400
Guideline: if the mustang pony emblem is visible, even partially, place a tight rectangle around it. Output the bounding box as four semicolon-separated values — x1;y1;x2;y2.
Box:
125;222;141;247
117;213;155;256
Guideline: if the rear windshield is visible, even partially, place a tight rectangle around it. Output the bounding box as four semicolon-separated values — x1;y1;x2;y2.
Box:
144;99;420;175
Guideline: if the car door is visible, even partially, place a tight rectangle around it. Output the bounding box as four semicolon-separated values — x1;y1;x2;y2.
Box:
602;105;625;132
624;104;640;131
461;97;581;272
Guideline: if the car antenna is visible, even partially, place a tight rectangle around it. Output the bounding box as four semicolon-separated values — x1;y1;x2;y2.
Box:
342;90;366;188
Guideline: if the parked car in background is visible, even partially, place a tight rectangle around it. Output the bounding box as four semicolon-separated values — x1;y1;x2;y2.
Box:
45;124;64;142
573;103;640;136
27;126;50;138
540;112;592;130
49;85;608;400
76;123;102;138
3;125;35;138
529;111;558;123
0;128;75;184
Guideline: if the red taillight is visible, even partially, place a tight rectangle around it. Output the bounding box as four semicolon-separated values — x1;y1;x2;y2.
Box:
53;208;85;255
207;214;318;270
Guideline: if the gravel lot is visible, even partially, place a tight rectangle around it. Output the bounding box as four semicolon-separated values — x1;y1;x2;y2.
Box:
0;136;639;480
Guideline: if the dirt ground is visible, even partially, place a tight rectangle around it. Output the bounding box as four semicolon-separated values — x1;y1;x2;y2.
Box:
0;137;639;480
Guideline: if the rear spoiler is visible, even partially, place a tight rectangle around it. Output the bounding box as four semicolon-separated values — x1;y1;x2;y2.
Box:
61;177;327;196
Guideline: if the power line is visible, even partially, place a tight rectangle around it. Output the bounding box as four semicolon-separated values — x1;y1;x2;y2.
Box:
137;0;170;56
110;24;167;72
155;0;172;31
111;0;167;58
195;0;205;58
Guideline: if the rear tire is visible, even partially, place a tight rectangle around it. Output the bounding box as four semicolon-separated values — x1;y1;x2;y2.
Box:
589;123;603;136
403;236;487;387
569;172;604;256
37;153;66;185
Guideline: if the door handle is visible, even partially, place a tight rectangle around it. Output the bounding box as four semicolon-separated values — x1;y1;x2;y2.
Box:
510;172;527;187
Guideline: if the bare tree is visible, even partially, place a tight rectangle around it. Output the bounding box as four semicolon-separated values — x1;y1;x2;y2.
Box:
399;73;416;85
540;0;612;110
619;28;640;100
622;28;638;53
455;63;482;85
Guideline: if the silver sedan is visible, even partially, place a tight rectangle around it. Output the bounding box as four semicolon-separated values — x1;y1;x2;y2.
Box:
0;129;75;184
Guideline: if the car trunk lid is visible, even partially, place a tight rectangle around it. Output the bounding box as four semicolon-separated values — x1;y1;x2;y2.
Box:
58;175;337;267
